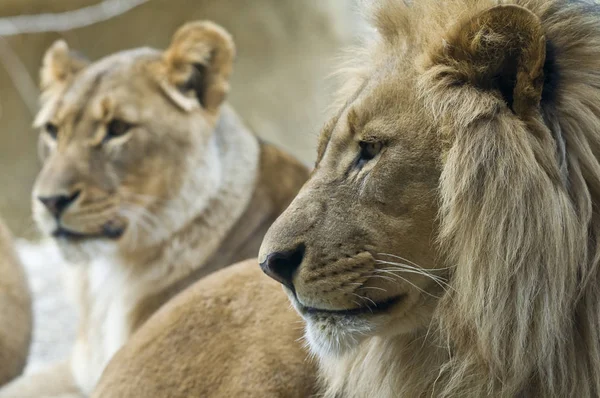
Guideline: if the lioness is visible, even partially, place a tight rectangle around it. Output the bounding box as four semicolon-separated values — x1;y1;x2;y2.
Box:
260;0;600;396
0;217;32;387
0;21;308;397
92;259;316;398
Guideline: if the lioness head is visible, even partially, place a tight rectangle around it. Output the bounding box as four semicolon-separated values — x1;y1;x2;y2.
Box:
260;1;570;363
32;21;234;257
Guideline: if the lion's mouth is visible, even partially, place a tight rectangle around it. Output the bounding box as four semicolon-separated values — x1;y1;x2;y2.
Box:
295;295;405;317
52;223;125;241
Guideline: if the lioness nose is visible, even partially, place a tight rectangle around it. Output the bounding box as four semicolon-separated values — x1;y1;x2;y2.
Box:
259;243;305;292
38;190;81;219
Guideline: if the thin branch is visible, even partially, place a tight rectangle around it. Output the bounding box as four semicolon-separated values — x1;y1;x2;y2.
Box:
0;37;38;115
0;0;150;37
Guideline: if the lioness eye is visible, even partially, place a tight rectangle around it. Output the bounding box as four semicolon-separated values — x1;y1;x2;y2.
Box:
358;141;383;165
105;119;132;141
45;123;58;139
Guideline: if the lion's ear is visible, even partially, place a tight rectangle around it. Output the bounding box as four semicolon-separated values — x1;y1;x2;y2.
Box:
40;40;89;94
162;21;235;113
437;5;546;117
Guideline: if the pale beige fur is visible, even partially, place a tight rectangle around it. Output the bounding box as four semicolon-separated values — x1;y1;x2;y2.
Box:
91;259;316;398
0;217;32;387
0;21;308;397
259;0;600;397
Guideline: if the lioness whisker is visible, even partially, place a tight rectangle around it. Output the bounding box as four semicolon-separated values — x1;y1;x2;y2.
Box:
120;191;169;205
119;204;165;244
121;203;162;230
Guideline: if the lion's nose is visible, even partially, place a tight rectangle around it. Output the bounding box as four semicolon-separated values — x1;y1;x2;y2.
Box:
38;190;81;219
259;243;305;292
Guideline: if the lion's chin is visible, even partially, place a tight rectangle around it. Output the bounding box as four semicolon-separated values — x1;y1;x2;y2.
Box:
285;293;384;358
303;315;377;358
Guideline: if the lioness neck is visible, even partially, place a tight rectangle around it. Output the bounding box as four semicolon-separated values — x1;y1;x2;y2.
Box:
71;105;261;394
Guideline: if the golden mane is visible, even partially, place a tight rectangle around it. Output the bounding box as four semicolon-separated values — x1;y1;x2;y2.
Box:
348;0;600;396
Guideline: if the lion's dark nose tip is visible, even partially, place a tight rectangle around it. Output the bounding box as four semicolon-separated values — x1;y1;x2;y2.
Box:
259;243;305;292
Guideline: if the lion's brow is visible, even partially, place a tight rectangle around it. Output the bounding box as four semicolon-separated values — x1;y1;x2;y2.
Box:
316;78;370;166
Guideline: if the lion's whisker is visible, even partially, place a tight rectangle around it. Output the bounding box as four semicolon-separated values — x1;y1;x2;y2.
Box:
377;265;449;288
377;252;455;270
373;269;440;299
350;292;377;310
375;260;454;293
358;286;387;293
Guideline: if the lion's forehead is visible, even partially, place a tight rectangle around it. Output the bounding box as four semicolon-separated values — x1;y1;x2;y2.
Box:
347;76;430;137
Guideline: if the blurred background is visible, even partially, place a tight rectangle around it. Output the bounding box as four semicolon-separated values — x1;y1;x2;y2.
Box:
0;0;366;373
1;0;368;238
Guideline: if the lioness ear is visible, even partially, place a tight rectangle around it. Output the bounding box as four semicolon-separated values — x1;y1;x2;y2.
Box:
40;40;89;93
438;5;546;117
163;21;235;113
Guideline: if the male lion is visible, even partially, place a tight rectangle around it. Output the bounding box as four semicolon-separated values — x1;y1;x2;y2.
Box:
260;0;600;396
0;21;308;397
0;217;32;387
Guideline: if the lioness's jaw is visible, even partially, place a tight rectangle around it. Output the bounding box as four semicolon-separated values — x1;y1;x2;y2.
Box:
162;21;235;114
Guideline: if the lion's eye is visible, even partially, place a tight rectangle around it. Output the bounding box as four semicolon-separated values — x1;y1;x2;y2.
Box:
358;141;383;166
105;119;132;141
45;123;58;140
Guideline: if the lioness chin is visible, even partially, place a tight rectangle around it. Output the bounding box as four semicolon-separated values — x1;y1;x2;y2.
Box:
0;21;308;398
0;217;32;388
260;0;600;397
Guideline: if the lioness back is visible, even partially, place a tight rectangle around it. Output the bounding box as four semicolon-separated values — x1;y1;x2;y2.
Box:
0;217;32;386
92;259;316;398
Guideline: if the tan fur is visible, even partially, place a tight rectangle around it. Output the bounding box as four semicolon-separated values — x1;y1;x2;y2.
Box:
91;259;316;397
0;21;308;397
259;0;600;396
0;217;32;387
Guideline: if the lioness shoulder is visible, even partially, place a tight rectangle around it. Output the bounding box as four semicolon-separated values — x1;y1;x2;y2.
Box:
0;217;32;386
93;259;316;398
